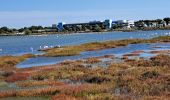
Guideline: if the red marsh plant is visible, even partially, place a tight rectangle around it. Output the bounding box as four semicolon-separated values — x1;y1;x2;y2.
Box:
51;94;77;100
139;95;170;100
5;72;30;82
31;62;90;81
0;90;16;98
0;54;35;71
84;57;102;64
150;54;170;67
16;80;66;87
0;87;60;98
16;87;60;97
113;66;169;96
125;54;170;67
125;59;152;67
57;84;112;98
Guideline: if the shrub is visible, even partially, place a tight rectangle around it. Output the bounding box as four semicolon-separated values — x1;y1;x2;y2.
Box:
51;94;76;100
6;73;29;82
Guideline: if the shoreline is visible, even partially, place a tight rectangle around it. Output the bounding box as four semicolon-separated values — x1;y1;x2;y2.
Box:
1;28;170;37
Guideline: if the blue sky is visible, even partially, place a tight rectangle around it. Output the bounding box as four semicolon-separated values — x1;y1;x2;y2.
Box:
0;0;170;28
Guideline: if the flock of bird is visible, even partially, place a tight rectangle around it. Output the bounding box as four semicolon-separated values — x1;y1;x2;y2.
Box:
30;45;61;52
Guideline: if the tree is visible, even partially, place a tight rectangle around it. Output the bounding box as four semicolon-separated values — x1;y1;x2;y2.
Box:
143;20;151;26
112;24;119;29
86;25;93;31
1;27;9;32
75;26;82;31
0;27;12;34
29;26;44;31
93;24;102;32
24;29;32;35
156;19;163;24
18;28;24;32
163;17;170;25
82;25;87;31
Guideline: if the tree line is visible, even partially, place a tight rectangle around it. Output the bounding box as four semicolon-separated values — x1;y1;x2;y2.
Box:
135;17;170;28
0;17;170;35
0;26;57;35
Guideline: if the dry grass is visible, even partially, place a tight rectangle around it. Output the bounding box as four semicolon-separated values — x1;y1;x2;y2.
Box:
0;87;60;98
84;58;102;64
0;54;35;71
51;94;77;100
5;72;30;82
16;80;65;87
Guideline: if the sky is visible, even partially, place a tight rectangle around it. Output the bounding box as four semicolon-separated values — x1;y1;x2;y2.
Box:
0;0;170;28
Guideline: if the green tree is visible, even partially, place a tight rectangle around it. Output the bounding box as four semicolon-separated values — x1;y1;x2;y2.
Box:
93;24;102;32
24;29;32;35
156;19;163;24
82;25;87;31
143;20;151;26
18;28;24;32
163;17;170;25
0;27;12;34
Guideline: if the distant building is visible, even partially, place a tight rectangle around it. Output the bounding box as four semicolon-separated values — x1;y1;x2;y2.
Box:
104;19;112;29
57;19;136;31
57;22;65;31
116;20;128;24
127;20;135;28
149;22;158;27
52;24;57;29
57;20;105;31
114;20;134;29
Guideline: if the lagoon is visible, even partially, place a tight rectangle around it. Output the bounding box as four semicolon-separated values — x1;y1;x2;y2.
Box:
1;30;170;68
0;30;170;56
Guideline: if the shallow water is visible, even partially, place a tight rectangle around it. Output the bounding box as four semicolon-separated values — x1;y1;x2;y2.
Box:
1;30;170;56
17;43;170;68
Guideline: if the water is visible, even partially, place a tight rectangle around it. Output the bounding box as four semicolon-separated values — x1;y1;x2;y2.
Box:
0;30;170;56
1;30;170;68
17;43;170;68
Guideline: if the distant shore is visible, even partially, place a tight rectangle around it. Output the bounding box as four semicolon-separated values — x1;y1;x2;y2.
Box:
1;27;170;37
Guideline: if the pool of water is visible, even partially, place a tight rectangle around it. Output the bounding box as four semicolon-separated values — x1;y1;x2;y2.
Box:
17;43;170;68
1;30;170;56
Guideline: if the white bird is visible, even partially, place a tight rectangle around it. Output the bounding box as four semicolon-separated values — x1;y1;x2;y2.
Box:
50;46;54;48
30;47;34;52
44;46;49;49
57;45;61;48
165;33;169;35
0;49;2;52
